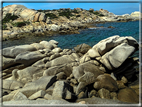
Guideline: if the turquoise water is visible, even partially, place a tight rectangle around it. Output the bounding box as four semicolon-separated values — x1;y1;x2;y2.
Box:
2;21;140;57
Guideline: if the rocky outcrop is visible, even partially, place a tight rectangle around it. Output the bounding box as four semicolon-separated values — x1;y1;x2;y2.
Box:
1;36;139;105
2;5;141;41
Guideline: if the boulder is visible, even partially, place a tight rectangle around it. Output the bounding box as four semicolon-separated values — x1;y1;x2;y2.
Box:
13;91;28;100
15;51;46;66
19;76;57;97
118;87;139;103
72;62;104;81
74;43;91;54
31;43;45;50
93;74;118;92
2;45;37;58
98;88;110;99
40;41;54;50
17;66;44;83
100;43;135;70
28;90;46;100
50;24;60;31
52;81;77;100
2;56;17;70
45;55;76;68
3;80;24;90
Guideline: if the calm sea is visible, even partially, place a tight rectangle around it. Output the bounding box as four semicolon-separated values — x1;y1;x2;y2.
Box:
2;20;140;57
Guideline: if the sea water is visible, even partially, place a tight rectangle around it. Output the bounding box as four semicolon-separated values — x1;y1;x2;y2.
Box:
2;20;140;57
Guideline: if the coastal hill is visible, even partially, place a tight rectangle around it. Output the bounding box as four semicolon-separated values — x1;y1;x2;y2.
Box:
1;4;142;40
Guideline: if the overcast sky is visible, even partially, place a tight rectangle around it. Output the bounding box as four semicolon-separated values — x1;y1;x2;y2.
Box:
1;0;141;15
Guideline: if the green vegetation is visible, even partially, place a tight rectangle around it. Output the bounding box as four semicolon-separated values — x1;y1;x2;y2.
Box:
37;9;51;12
45;13;58;19
2;13;19;23
72;10;79;13
11;21;30;27
89;11;104;17
58;10;74;19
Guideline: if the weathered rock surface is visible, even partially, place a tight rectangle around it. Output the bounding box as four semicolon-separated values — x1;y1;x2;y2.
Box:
93;74;118;92
1;36;139;105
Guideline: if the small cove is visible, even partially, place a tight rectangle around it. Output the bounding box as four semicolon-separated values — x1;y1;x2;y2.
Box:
2;20;140;57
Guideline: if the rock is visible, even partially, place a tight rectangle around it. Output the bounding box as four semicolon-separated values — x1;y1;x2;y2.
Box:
89;90;97;98
2;56;17;70
100;43;135;70
116;81;126;89
72;62;104;81
28;90;46;100
98;88;110;99
50;24;60;31
87;48;100;58
108;26;114;28
31;43;45;50
118;87;139;103
49;53;61;60
19;76;57;97
77;91;87;99
52;48;62;53
13;91;28;100
2;94;15;102
2;45;37;58
15;51;46;66
70;79;78;85
93;74;118;92
45;55;76;68
52;81;77;100
74;43;91;54
40;41;54;50
17;66;44;83
121;76;128;84
110;92;117;100
3;80;24;90
56;72;67;80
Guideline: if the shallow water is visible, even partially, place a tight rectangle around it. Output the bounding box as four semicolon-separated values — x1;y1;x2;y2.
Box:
2;21;140;57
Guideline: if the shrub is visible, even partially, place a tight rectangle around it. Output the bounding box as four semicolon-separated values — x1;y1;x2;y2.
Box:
2;13;19;23
89;10;94;13
72;10;79;13
12;21;30;27
93;11;100;15
59;10;74;19
98;14;104;17
45;13;58;19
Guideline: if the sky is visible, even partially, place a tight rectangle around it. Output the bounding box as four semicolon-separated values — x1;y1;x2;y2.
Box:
1;0;142;15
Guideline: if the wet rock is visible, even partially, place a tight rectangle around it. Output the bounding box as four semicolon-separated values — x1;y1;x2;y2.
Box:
98;88;110;99
118;87;139;103
93;74;118;92
28;90;46;100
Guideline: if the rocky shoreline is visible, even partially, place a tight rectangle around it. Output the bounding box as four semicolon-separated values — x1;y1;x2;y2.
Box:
1;35;140;105
1;5;142;41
